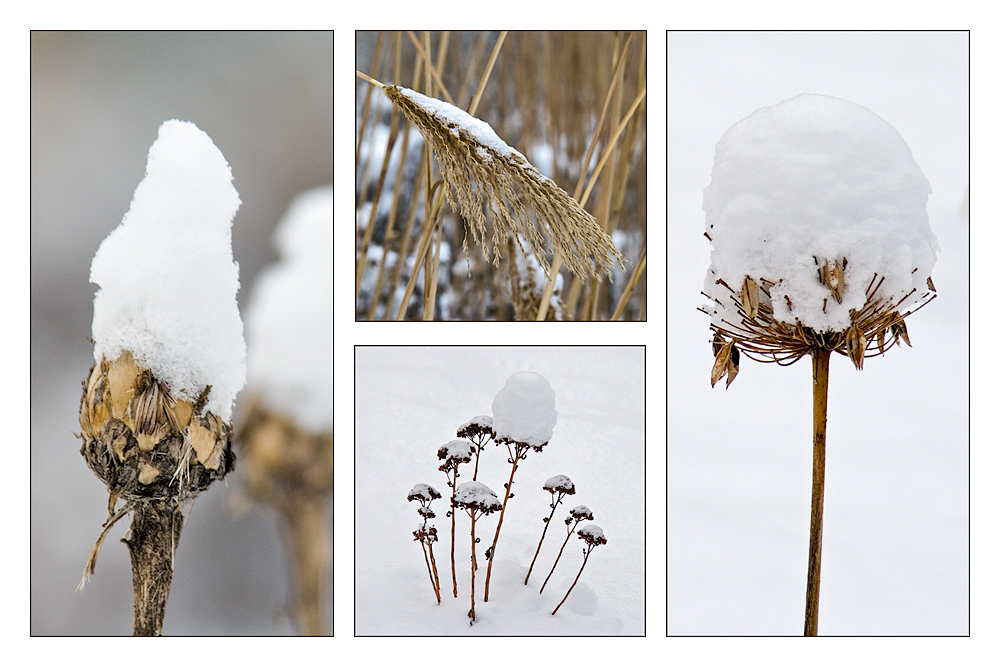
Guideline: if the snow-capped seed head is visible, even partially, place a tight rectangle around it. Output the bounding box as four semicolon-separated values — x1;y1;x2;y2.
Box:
452;481;502;514
568;505;594;522
492;371;557;449
543;475;575;495
437;439;476;472
701;94;937;373
90;119;245;422
456;415;494;441
578;523;607;547
407;483;442;503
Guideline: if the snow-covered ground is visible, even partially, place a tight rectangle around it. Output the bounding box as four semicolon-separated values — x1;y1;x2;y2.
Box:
669;31;969;636
354;347;645;635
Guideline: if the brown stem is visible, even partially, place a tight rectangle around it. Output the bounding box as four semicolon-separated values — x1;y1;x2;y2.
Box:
279;501;332;633
552;548;591;615
124;500;183;636
449;469;459;597
525;496;560;584
483;452;520;601
540;518;581;593
469;511;478;623
805;349;830;636
419;537;439;604
427;539;441;602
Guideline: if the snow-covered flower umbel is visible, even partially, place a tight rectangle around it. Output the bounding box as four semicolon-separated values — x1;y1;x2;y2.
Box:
452;481;502;624
408;483;443;604
437;439;476;599
456;415;494;480
552;523;607;616
483;371;558;601
525;474;577;585
540;504;594;594
700;94;938;382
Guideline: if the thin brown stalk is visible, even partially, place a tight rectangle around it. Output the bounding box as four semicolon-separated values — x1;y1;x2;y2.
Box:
805;349;830;636
539;509;591;593
482;453;520;602
552;549;590;616
124;501;184;636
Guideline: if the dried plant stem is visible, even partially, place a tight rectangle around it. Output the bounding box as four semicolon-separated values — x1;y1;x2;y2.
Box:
525;501;559;585
448;468;460;597
805;349;830;636
611;242;646;321
469;510;480;622
551;548;592;616
540;515;585;593
124;500;184;637
482;453;520;602
278;500;331;634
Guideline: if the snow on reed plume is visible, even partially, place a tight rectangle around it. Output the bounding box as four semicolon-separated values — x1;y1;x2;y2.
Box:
382;84;627;281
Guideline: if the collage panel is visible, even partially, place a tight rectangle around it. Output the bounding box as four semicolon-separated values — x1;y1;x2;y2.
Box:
667;30;969;637
355;31;647;321
354;345;646;636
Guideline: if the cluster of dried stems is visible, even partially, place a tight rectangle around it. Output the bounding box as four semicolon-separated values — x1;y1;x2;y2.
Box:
356;31;646;321
407;484;443;604
524;475;575;585
539;504;594;595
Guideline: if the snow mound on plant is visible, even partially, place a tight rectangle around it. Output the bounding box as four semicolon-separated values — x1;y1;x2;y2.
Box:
491;371;557;447
703;93;938;332
453;481;501;510
543;475;575;493
90;119;244;421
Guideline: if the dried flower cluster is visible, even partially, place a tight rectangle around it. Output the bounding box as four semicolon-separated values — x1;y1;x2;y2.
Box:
702;263;936;386
408;483;443;604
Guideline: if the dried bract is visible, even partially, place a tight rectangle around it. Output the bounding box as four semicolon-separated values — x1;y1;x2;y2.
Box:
741;276;760;319
823;259;845;304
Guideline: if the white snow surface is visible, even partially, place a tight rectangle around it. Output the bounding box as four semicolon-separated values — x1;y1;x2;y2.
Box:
492;371;558;447
397;87;525;161
355;347;644;636
703;93;938;332
245;185;333;432
90;119;245;421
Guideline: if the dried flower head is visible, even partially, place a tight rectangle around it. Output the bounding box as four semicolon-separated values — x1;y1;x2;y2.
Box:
577;524;608;548
543;475;576;496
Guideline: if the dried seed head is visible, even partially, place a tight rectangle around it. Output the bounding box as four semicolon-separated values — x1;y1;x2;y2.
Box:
236;397;334;505
79;351;234;506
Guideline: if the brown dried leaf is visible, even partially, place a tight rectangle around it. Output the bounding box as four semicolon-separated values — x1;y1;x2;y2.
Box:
724;346;739;389
740;276;760;319
892;318;911;347
823;259;844;304
711;339;734;388
846;324;866;370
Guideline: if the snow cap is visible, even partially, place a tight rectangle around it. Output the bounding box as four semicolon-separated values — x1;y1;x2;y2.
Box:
703;94;938;331
90;119;245;421
543;475;575;494
245;185;333;432
491;371;557;447
453;481;502;512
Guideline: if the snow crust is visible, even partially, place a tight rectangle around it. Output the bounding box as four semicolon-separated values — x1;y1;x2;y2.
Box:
491;371;557;447
90;119;245;421
543;475;575;493
703;94;938;331
397;87;525;161
245;185;333;432
453;481;502;511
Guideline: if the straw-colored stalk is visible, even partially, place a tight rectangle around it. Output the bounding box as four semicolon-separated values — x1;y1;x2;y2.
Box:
236;397;333;635
77;351;234;636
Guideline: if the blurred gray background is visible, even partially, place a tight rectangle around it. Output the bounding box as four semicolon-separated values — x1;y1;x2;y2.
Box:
31;31;332;635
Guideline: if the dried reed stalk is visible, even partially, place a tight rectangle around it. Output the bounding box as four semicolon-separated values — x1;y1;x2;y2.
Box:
357;71;626;284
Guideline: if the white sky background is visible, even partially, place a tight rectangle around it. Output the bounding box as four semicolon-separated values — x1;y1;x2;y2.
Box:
668;32;969;636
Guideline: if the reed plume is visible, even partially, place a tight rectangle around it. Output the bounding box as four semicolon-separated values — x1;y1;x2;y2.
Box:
359;72;627;283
